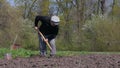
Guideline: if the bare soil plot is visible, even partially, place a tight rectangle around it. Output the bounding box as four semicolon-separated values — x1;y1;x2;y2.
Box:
0;54;120;68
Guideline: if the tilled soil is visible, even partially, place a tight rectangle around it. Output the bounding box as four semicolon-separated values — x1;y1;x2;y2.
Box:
0;54;120;68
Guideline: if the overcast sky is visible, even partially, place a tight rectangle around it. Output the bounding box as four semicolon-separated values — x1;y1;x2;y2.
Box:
7;0;15;6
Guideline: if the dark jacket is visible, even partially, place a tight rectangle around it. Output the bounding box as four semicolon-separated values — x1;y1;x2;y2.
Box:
34;16;59;40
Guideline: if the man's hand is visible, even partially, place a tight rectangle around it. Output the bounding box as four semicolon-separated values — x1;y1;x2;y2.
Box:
44;38;48;42
34;26;38;30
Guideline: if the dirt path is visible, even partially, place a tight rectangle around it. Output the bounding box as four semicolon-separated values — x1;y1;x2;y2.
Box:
0;54;120;68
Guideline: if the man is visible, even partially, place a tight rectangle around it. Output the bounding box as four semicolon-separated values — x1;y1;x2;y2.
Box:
34;15;60;57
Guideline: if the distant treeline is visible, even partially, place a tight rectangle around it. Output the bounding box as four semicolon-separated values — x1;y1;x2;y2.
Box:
0;0;120;51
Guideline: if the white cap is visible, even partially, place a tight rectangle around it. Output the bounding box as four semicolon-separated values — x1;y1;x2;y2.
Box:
51;15;60;23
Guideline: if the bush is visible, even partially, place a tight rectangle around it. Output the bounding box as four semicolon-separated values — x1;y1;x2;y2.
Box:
83;15;120;51
0;0;22;48
20;19;39;50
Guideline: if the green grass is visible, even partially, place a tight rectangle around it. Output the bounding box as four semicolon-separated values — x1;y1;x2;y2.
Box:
56;51;120;56
0;48;120;59
56;51;89;56
0;48;39;59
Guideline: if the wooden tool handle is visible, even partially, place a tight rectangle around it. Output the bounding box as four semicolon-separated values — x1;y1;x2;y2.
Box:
37;29;52;50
